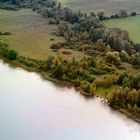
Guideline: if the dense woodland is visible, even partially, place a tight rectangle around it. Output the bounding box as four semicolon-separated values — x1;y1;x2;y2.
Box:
0;0;140;119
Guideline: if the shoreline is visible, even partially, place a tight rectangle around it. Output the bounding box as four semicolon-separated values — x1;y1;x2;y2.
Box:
0;56;140;123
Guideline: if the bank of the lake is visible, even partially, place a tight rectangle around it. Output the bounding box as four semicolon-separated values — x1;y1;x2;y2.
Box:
0;61;140;140
1;55;140;123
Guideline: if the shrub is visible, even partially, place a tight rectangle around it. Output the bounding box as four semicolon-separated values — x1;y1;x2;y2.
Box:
94;76;116;87
0;3;18;10
131;12;137;16
120;50;130;62
62;51;71;55
50;43;61;49
0;47;18;60
48;18;57;24
0;32;11;35
105;51;121;64
80;81;94;95
119;9;128;17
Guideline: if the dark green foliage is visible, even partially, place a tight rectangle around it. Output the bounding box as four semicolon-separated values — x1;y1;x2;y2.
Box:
80;81;94;95
117;72;140;89
0;2;18;10
0;32;11;35
134;44;140;52
0;46;18;60
89;28;104;42
131;56;140;66
52;64;64;80
131;12;137;16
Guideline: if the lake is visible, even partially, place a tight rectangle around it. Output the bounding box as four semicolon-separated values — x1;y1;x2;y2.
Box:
0;61;140;140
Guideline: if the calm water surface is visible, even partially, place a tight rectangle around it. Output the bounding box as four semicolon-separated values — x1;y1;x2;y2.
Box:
0;61;140;140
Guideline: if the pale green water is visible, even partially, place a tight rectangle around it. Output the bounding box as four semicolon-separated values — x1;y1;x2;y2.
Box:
0;61;140;140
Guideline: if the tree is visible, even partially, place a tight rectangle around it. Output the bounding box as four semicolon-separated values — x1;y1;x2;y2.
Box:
131;12;137;16
103;28;133;53
133;72;140;89
90;11;96;17
89;27;104;42
97;10;105;20
52;64;64;80
119;9;128;17
58;21;69;36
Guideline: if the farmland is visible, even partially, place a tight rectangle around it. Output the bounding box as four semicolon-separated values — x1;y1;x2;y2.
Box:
58;0;140;13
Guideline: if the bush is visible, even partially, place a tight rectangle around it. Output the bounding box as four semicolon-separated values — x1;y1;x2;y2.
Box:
0;3;18;11
80;81;94;95
131;56;140;66
48;18;57;24
94;76;116;87
131;12;137;16
50;43;61;49
134;44;140;52
0;47;18;60
105;51;121;64
120;50;130;62
119;9;128;17
0;32;11;35
62;51;71;55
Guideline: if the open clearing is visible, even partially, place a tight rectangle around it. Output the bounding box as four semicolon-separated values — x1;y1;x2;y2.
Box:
105;15;140;43
59;0;140;13
0;9;87;60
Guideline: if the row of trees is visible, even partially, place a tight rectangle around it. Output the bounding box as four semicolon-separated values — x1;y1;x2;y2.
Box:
96;9;137;21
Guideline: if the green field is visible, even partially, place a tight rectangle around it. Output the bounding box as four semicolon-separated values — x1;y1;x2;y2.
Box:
58;0;140;13
0;9;87;60
105;15;140;43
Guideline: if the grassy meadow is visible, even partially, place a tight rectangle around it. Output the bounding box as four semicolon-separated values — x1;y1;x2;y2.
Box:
105;15;140;43
58;0;140;13
0;9;87;60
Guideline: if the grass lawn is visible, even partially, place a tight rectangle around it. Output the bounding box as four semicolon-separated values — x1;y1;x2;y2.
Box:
0;9;87;60
105;15;140;43
58;0;140;13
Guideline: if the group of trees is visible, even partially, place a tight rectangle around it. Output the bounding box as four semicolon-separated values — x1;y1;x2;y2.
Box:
0;33;18;60
96;9;137;21
0;44;18;60
110;88;140;115
37;0;82;24
102;28;135;53
0;0;45;9
117;72;140;89
108;63;140;116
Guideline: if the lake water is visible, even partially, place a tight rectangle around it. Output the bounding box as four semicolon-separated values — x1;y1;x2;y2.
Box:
0;61;140;140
